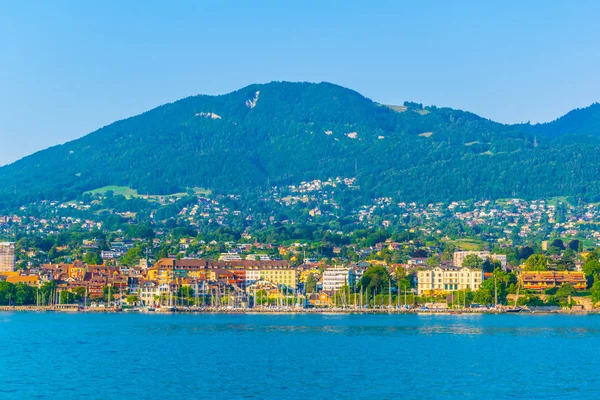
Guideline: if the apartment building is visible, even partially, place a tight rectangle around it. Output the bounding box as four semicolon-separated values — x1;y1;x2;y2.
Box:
322;266;351;292
453;251;507;269
146;258;296;288
0;242;16;273
257;266;297;288
520;271;586;291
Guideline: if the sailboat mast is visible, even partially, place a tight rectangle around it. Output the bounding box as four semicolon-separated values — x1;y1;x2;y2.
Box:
494;275;498;309
388;279;391;308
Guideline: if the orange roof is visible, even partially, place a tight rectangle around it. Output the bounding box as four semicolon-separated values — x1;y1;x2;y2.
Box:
6;275;39;285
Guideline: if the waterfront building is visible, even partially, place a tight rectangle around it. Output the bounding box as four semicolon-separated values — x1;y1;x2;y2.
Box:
146;258;296;289
139;281;160;306
257;266;297;288
520;271;586;290
322;266;351;292
0;242;15;273
245;268;262;286
417;266;484;295
307;292;331;307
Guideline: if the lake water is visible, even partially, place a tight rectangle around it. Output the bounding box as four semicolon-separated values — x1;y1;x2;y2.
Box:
1;313;599;399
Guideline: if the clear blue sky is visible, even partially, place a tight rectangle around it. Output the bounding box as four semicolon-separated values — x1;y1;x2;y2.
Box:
1;0;599;165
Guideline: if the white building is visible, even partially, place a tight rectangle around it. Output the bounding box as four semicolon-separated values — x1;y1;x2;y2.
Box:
417;266;484;295
139;281;160;306
0;242;15;273
245;254;271;261
218;253;243;261
322;266;351;292
245;269;262;286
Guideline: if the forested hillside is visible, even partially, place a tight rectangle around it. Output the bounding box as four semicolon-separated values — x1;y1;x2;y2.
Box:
1;81;600;210
520;103;600;139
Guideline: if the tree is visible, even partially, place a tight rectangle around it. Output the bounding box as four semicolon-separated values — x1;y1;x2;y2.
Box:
482;258;501;273
102;286;116;302
550;239;565;250
83;251;102;265
583;252;600;287
39;280;57;305
127;223;154;239
0;281;16;305
121;247;143;266
392;267;412;291
126;294;139;304
305;273;317;293
473;286;493;305
441;243;456;261
473;269;515;306
426;255;441;267
518;246;534;261
523;254;548;271
462;254;483;269
557;249;575;270
555;283;575;301
359;265;390;293
591;277;600;303
59;290;75;304
568;239;582;252
72;286;87;301
14;283;35;305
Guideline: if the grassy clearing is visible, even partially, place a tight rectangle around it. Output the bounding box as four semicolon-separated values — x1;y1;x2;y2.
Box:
86;186;139;198
85;186;211;200
451;238;484;251
546;196;573;207
383;104;407;113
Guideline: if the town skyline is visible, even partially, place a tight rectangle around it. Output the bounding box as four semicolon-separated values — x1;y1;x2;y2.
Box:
2;181;600;313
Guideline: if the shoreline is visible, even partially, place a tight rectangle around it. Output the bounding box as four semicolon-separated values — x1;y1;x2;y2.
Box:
0;305;593;315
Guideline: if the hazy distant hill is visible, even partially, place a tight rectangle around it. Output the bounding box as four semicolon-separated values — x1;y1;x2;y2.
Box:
520;103;600;139
1;81;600;209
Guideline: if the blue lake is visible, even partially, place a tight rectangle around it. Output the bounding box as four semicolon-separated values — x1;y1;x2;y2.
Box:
1;313;599;399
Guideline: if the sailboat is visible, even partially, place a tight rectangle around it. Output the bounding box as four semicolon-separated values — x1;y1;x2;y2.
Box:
505;274;524;313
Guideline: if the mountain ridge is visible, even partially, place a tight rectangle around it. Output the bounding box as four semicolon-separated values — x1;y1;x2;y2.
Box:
1;81;600;209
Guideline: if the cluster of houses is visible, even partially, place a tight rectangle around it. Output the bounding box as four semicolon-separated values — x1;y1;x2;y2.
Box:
0;253;373;307
10;177;600;257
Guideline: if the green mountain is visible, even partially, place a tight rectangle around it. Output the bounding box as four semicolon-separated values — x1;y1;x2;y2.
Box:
1;81;600;209
518;103;600;146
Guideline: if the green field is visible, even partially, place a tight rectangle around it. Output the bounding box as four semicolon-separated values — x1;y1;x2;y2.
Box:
85;186;211;200
383;104;407;113
451;238;485;251
86;186;139;198
546;196;573;207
